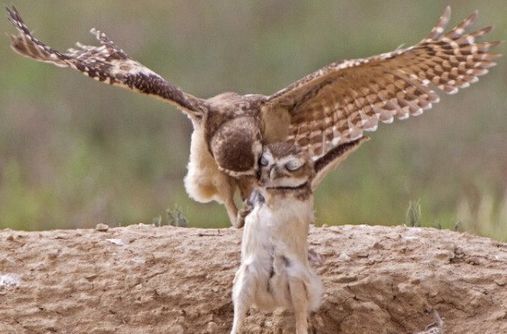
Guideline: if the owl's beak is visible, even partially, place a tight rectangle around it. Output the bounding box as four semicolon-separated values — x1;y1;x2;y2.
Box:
269;166;279;180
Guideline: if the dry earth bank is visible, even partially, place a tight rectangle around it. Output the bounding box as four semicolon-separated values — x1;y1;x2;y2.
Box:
0;224;506;334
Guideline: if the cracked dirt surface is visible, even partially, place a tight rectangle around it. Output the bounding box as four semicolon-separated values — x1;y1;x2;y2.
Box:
0;224;506;334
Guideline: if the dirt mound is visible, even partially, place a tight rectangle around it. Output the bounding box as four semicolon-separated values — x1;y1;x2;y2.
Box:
0;224;506;334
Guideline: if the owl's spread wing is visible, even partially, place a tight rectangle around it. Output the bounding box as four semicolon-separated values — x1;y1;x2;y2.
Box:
262;7;501;159
7;6;205;118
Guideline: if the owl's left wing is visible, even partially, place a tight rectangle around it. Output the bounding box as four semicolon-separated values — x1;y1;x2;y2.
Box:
7;6;205;118
311;136;369;191
261;7;501;160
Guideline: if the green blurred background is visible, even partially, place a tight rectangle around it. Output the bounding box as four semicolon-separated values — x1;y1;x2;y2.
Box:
1;0;506;239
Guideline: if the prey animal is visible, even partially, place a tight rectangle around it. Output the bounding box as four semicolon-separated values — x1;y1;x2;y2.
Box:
231;137;368;334
7;7;501;226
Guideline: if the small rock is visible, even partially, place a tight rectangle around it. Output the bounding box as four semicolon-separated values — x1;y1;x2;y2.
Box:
172;325;185;334
95;223;109;232
353;250;369;258
487;309;507;321
337;252;351;261
206;321;219;333
0;274;20;289
106;238;125;246
494;277;507;286
335;274;358;283
47;250;60;261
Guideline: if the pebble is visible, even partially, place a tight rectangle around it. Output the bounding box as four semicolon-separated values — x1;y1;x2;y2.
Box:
95;223;109;232
206;321;219;333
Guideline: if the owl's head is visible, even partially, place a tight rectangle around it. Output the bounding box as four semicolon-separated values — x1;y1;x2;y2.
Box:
258;142;314;189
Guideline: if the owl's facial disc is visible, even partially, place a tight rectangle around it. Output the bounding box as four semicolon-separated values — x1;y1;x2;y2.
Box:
209;117;262;177
258;145;311;189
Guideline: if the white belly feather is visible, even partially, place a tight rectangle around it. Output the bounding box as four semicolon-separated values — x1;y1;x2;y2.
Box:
235;192;322;311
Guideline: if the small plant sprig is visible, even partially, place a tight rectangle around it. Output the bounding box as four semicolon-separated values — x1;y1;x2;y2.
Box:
406;199;422;227
152;206;189;227
167;206;189;227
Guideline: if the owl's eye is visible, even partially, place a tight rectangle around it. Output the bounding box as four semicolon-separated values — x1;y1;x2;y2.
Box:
259;156;269;167
285;160;303;172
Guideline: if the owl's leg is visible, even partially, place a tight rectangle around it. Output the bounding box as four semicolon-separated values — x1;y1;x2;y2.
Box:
237;176;256;201
235;199;250;229
234;176;257;228
224;194;240;228
218;175;242;227
235;190;259;228
230;297;248;334
289;279;310;334
231;265;254;334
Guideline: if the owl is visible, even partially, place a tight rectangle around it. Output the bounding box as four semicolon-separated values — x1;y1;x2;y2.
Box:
231;138;366;334
7;7;501;226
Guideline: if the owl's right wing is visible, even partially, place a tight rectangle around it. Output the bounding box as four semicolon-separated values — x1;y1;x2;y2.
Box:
7;6;205;118
261;7;501;160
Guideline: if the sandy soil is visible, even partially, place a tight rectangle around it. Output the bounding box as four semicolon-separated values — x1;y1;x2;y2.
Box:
0;224;506;334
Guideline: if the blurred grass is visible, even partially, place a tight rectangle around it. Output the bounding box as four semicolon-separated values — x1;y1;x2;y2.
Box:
1;0;506;240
